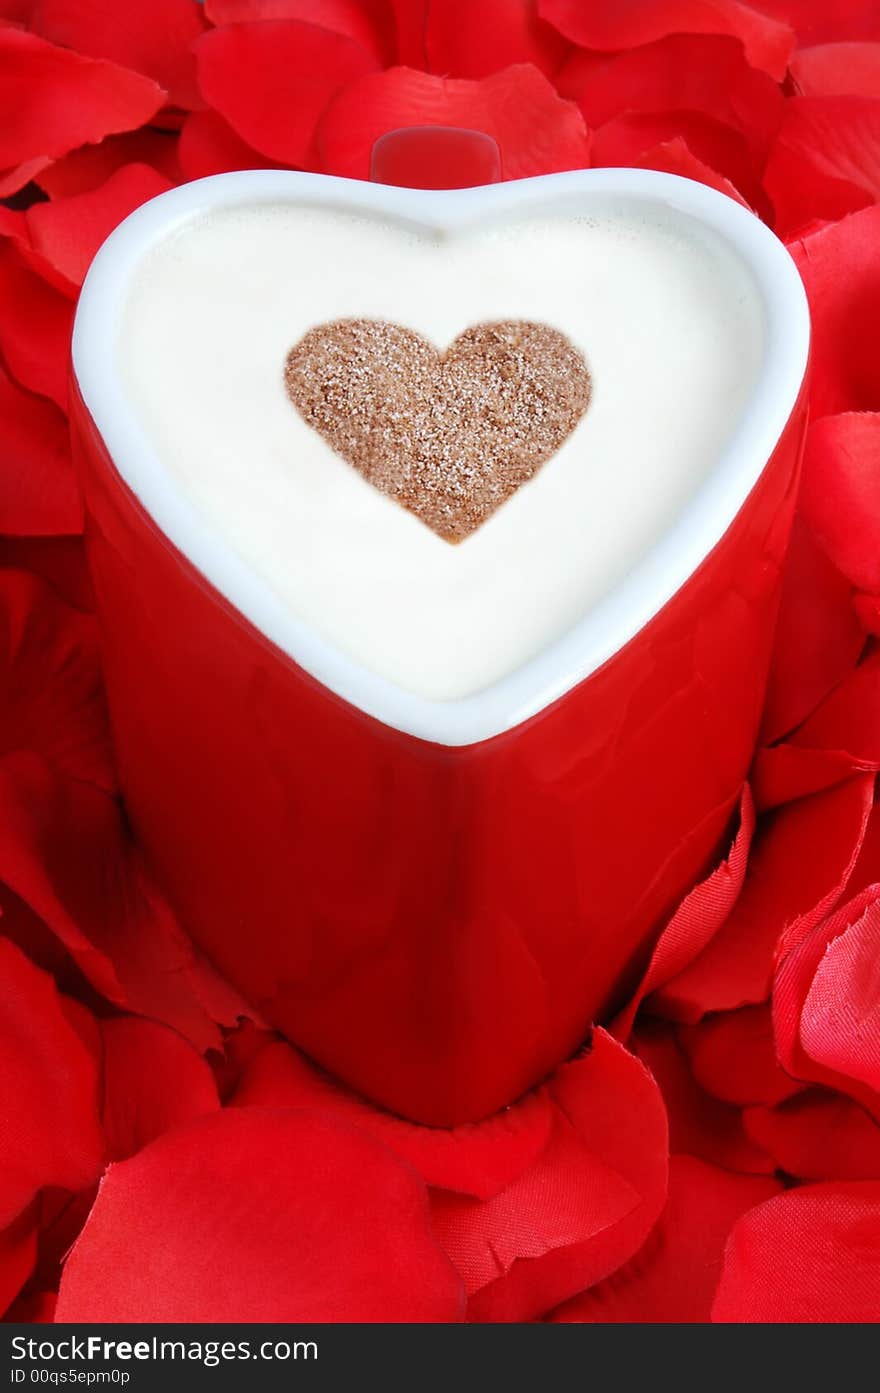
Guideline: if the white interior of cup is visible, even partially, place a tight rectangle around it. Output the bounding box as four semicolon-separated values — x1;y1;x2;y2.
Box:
72;168;810;746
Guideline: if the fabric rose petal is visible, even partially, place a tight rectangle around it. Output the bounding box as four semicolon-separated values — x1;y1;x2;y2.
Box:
0;569;111;790
632;137;752;208
29;0;208;110
632;1022;775;1175
0;245;74;409
0;372;80;536
538;0;794;79
99;1016;220;1162
558;34;783;161
232;1028;668;1322
765;95;880;238
0;28;166;195
195;19;379;167
34;130;182;201
789;205;880;418
0;1210;39;1318
589;110;764;211
55;1109;465;1321
774;884;880;1117
652;774;874;1021
799;413;880;593
712;1182;880;1321
791;41;880;97
0;938;104;1228
745;1088;880;1181
0;755;226;1051
316;63;590;181
679;1004;802;1107
425;0;569;80
759;517;863;751
550;1155;780;1323
25;164;174;292
612;786;754;1041
233;1039;553;1197
178;110;283;181
754;1;880;46
204;0;392;66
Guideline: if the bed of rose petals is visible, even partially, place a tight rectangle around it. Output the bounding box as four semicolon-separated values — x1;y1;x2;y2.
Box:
2;0;880;1326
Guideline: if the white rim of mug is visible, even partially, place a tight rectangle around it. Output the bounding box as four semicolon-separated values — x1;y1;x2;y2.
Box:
72;168;811;747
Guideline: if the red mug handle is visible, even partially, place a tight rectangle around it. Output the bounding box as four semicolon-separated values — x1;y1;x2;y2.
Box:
369;125;502;188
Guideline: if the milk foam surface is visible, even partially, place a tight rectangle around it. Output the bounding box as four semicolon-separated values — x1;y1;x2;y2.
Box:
119;200;764;700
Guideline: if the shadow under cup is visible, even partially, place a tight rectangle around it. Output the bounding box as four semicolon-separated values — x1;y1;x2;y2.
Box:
70;173;811;1127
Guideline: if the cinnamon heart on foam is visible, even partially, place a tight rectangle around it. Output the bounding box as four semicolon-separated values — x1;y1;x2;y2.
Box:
284;318;592;542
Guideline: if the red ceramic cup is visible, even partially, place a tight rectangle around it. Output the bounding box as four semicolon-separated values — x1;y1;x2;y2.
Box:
70;167;810;1125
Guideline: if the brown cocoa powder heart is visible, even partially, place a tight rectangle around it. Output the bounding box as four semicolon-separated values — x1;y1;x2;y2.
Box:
284;318;592;542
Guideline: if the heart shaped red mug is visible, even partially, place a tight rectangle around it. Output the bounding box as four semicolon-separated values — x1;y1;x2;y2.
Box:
70;155;809;1125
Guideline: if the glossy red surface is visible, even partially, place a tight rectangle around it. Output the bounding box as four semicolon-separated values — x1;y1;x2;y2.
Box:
71;376;808;1124
370;126;502;188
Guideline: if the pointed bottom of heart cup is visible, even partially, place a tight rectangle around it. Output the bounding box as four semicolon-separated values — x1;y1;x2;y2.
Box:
71;170;809;1123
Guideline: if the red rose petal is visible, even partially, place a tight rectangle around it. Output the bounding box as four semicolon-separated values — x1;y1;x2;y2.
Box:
789;205;880;417
559;34;782;160
0;569;112;790
612;786;754;1040
538;0;794;80
590;110;766;213
0;1209;38;1318
786;649;880;773
0;157;52;198
799;902;880;1094
0;245;74;406
233;1040;552;1199
389;0;429;67
195;20;379;167
653;775;874;1021
55;1109;464;1321
712;1182;880;1322
0;370;79;535
774;885;880;1117
178;109;284;180
236;1033;669;1321
550;1156;781;1324
204;0;390;66
632;137;751;207
792;41;880;97
31;0;207;109
26;164;173;292
457;1033;669;1322
212;1019;277;1101
766;96;880;239
5;1290;56;1324
679;1005;803;1107
799;414;880;593
848;799;880;897
633;1022;775;1174
855;592;880;635
754;0;880;47
100;1017;220;1162
318;63;590;180
35;130;182;200
426;0;569;79
0;537;92;611
0;753;225;1051
0;938;104;1228
760;517;863;747
745;1089;880;1180
0;29;165;194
